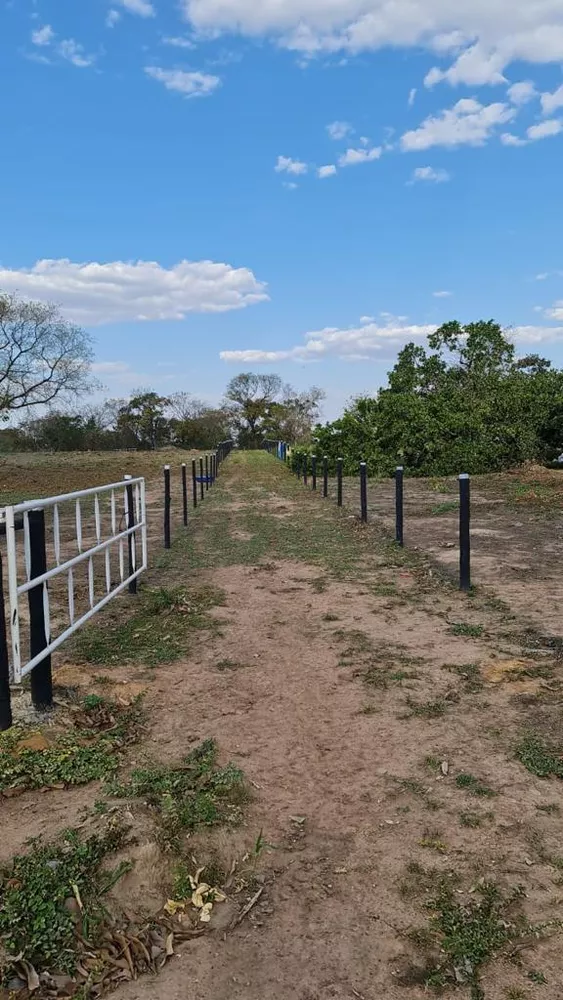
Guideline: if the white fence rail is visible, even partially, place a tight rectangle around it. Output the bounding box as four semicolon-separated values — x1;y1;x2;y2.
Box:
1;477;147;682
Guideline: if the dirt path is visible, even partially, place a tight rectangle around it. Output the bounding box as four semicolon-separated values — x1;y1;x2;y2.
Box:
104;453;563;1000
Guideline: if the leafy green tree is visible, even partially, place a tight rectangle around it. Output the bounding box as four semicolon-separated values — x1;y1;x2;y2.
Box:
116;391;170;450
225;373;283;448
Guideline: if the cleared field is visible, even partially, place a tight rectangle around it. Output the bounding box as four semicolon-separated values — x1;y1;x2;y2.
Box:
339;463;563;636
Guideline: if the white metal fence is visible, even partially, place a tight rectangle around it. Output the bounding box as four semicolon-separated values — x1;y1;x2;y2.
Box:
1;477;147;682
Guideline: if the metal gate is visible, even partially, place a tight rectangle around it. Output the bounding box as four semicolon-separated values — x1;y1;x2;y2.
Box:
2;477;147;682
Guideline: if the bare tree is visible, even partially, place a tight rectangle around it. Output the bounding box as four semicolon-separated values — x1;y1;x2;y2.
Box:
0;293;98;417
168;391;207;421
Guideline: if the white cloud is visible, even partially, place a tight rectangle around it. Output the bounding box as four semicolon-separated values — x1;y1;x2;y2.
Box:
327;120;352;140
145;66;221;97
536;270;563;280
528;118;562;140
106;9;121;26
507;80;537;105
220;314;563;364
275;155;308;174
32;24;54;46
318;164;337;177
433;290;452;297
338;145;381;166
58;39;96;68
163;35;195;48
116;0;155;16
500;131;527;146
546;303;563;320
408;87;417;106
180;0;563;93
0;258;268;325
411;165;450;182
541;84;563;116
401;98;515;151
283;181;298;189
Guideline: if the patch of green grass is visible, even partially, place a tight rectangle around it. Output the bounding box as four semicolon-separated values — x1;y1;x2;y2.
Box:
443;662;484;693
515;733;563;779
0;698;143;794
73;585;226;667
506;990;526;1000
448;622;484;639
0;823;129;976
396;777;439;810
109;738;249;850
404;696;449;719
419;828;448;853
528;969;547;984
431;501;459;515
455;773;496;797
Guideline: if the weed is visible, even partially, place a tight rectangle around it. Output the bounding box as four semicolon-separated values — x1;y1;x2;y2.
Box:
448;623;484;638
359;703;379;715
0;700;142;794
455;773;496;797
322;613;340;622
74;585;225;667
110;738;248;850
515;733;563;779
506;989;526;999
310;577;328;593
528;969;547;984
424;755;443;773
460;811;494;828
536;802;561;815
215;658;247;671
443;662;484;693
405;696;449;719
395;778;439;810
419;829;448;853
0;823;129;975
431;501;459;515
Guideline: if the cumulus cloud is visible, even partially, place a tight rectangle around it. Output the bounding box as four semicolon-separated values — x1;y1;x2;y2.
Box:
546;303;563;321
411;165;450;183
145;66;220;97
275;155;308;174
116;0;155;16
541;84;563;116
0;259;268;325
162;35;196;48
327;120;352;140
338;145;381;166
318;164;337;177
32;24;54;46
401;98;515;150
179;0;563;99
507;80;537;105
502;118;563;146
220;313;563;364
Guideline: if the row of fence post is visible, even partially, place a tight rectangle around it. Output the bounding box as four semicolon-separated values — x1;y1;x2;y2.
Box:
267;442;471;594
163;440;234;549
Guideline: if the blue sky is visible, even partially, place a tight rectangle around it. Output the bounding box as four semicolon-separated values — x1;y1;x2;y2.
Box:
2;0;563;418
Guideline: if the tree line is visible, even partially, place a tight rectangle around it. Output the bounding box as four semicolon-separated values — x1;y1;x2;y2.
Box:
313;321;563;476
1;291;324;452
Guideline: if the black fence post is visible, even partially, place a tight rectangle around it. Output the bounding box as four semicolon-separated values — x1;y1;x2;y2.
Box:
337;458;343;507
124;475;137;594
323;456;328;498
28;509;53;711
311;455;317;491
360;462;368;522
459;473;471;591
395;465;404;547
303;453;308;486
205;455;209;491
0;554;12;731
182;463;188;525
192;459;197;508
199;458;205;500
297;453;302;480
164;465;171;549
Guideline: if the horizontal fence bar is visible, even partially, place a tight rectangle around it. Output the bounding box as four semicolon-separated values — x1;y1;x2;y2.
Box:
2;477;145;516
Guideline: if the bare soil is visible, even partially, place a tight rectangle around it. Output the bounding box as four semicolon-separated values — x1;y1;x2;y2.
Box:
3;453;563;1000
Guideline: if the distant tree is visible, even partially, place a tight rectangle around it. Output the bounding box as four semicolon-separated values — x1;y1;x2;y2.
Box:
224;373;283;447
116;391;170;450
0;293;97;418
168;391;207;422
170;407;232;449
268;384;325;443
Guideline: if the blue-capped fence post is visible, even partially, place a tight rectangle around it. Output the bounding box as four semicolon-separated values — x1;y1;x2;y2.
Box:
459;473;471;591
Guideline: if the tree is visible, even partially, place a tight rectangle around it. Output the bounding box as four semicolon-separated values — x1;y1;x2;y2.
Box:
116;391;170;450
167;391;207;422
224;373;283;447
268;385;325;443
0;293;97;418
170;407;232;449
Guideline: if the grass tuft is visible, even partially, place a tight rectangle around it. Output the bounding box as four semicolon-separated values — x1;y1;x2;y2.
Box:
515;733;563;779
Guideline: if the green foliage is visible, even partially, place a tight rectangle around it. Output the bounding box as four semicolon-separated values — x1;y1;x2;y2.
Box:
0;824;129;974
74;585;225;666
312;321;563;475
0;699;142;793
455;773;496;797
110;738;248;850
515;733;563;778
448;622;484;638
